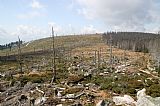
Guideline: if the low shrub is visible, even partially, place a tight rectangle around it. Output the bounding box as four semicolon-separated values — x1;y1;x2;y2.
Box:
147;84;160;97
18;75;44;86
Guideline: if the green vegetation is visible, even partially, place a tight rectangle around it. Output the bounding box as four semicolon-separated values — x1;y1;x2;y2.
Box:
0;34;102;56
1;34;160;106
147;84;160;97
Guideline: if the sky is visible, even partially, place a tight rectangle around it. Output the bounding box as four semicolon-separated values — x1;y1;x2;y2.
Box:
0;0;160;44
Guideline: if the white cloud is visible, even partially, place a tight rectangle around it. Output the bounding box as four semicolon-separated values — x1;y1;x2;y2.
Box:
67;24;75;34
76;0;160;32
12;25;49;41
17;0;46;19
0;22;64;44
81;25;99;34
0;28;8;36
147;26;160;33
48;22;62;33
0;27;16;44
30;0;44;9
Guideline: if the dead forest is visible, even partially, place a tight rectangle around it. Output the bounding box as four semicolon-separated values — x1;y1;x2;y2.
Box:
0;32;160;106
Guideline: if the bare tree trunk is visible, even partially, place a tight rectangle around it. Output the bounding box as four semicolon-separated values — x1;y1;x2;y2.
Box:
124;49;126;66
97;50;100;69
5;51;8;62
18;36;23;75
51;27;56;84
69;49;72;61
109;35;113;70
94;50;97;67
158;59;159;70
157;56;160;74
99;48;102;63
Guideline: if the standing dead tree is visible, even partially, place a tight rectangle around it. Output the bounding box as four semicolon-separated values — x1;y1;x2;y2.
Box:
124;49;127;66
99;48;102;63
157;57;160;71
69;48;72;61
97;50;100;69
109;35;113;69
155;54;160;74
51;27;56;84
93;50;100;69
94;50;97;66
18;36;23;74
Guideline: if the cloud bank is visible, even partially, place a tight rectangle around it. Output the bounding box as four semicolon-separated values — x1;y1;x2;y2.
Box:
81;25;99;34
30;0;45;9
17;0;46;19
76;0;160;32
0;25;49;45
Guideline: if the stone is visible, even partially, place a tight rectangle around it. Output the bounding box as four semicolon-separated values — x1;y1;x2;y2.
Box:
136;88;160;106
35;97;47;105
113;95;136;106
57;91;62;97
23;82;37;92
66;94;75;99
96;100;109;106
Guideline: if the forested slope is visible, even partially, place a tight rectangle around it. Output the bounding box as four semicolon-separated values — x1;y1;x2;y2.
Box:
102;32;160;58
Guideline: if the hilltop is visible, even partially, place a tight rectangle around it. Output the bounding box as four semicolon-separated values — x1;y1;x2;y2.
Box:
0;34;102;56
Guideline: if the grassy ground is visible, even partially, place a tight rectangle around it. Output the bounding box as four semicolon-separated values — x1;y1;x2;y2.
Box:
0;34;102;56
1;34;160;105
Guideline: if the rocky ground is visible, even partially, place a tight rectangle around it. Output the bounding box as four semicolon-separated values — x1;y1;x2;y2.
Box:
1;42;160;106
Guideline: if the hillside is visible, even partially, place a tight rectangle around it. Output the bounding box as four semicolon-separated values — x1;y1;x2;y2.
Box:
1;34;160;106
0;34;102;57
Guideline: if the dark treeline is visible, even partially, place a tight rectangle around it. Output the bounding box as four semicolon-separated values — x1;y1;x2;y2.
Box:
0;40;23;51
102;32;160;57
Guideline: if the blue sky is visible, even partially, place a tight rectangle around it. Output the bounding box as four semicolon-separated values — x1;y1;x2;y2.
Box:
0;0;160;44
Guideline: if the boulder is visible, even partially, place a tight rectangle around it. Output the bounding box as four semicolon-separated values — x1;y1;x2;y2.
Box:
136;88;160;106
113;88;160;106
113;95;136;106
23;82;37;92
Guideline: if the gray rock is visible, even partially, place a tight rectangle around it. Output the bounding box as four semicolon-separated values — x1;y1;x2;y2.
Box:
137;88;160;106
96;100;109;106
23;82;38;92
